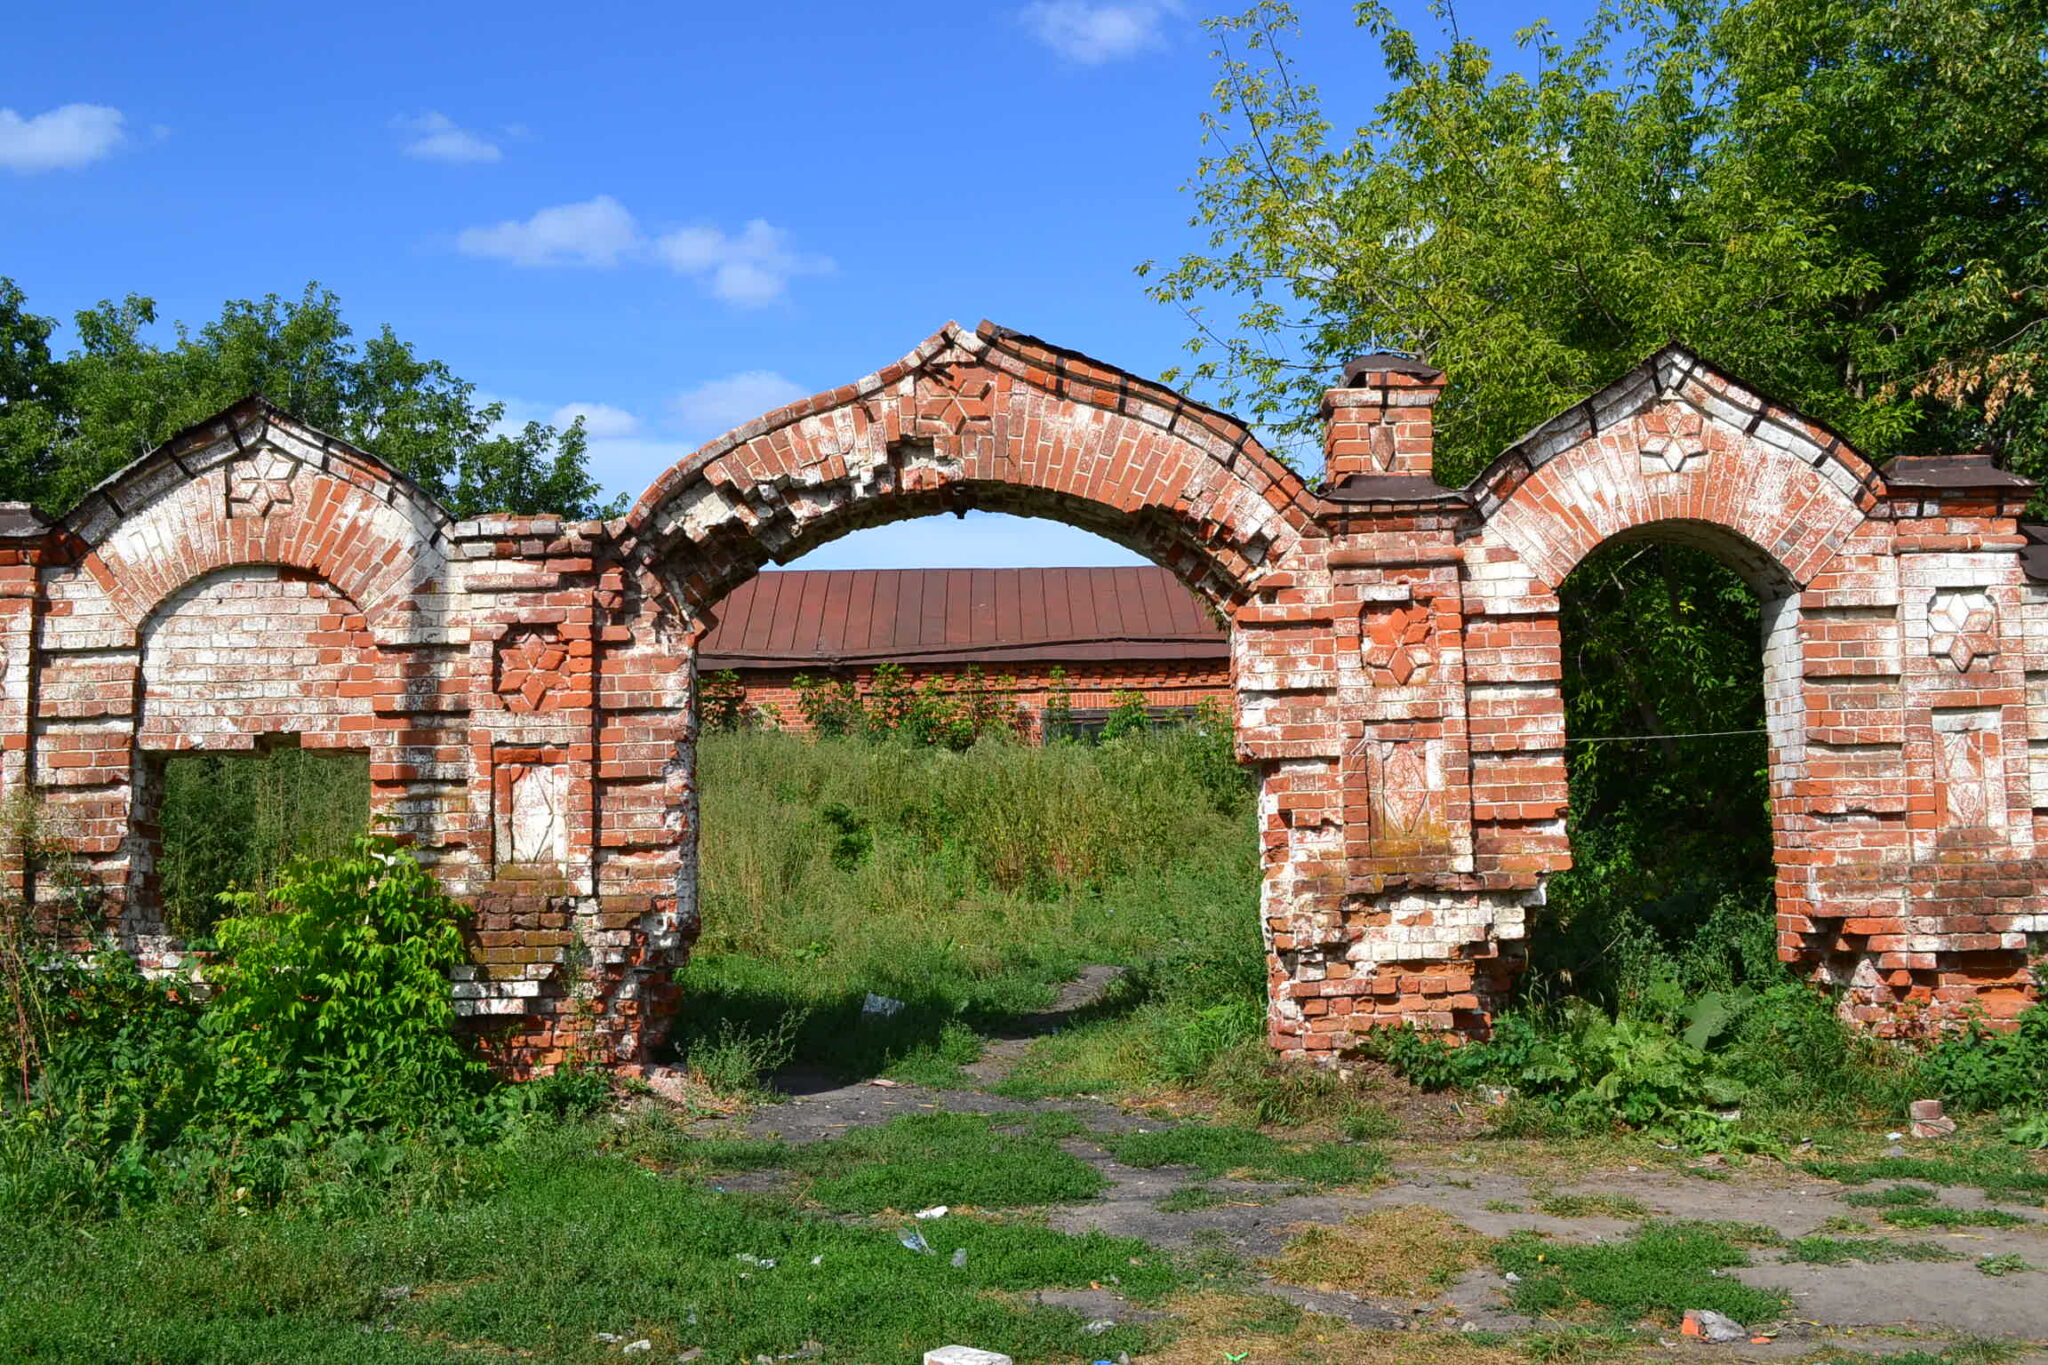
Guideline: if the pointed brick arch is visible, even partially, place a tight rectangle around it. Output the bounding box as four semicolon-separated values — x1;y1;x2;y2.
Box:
622;322;1320;618
1468;347;1880;600
59;397;453;645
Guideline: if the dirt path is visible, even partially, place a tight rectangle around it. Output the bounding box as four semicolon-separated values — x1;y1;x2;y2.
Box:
695;967;2048;1358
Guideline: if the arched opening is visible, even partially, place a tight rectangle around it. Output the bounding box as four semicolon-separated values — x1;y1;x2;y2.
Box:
1535;524;1792;1012
667;506;1266;1094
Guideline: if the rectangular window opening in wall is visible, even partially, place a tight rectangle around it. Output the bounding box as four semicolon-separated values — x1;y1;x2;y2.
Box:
152;740;370;938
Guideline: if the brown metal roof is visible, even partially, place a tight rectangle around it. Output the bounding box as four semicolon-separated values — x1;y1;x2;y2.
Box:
698;567;1228;670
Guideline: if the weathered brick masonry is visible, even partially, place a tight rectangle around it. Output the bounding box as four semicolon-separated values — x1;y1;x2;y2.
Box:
3;322;2042;1070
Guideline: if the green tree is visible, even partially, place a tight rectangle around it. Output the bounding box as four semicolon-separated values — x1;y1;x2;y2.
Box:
0;280;616;519
1147;0;2048;483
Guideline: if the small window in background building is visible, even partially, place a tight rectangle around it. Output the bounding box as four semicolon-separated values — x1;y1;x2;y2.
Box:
154;741;370;938
1044;705;1202;745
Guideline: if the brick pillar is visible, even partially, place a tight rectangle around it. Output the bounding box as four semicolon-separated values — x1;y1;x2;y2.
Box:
1322;355;1445;485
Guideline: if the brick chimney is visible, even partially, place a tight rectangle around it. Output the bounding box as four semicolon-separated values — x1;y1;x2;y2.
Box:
1322;354;1444;485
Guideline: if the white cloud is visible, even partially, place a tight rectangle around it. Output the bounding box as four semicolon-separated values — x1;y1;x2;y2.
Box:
398;112;501;164
1020;1;1182;63
0;103;125;173
671;371;810;439
653;220;834;307
456;195;640;266
455;201;829;305
549;402;639;438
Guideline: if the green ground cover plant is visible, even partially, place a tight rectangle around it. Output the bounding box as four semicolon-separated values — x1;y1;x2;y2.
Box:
0;1120;1178;1363
1785;1236;1959;1266
1494;1221;1788;1325
708;1112;1109;1215
1879;1205;2031;1231
1802;1155;2048;1204
1105;1121;1386;1187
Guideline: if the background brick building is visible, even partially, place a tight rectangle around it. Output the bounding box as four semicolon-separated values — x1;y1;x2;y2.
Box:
697;565;1229;738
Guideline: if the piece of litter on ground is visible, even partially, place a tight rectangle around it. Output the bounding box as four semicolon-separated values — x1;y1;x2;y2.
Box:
735;1253;777;1268
915;1205;949;1219
621;1342;651;1355
923;1349;1013;1365
900;1229;934;1254
1680;1309;1747;1343
1082;1319;1116;1335
863;993;906;1018
677;1351;705;1363
867;1078;902;1088
951;1247;969;1268
809;1255;824;1266
594;1333;622;1344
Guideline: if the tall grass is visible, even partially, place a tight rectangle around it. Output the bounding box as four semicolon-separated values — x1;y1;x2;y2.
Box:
682;727;1263;1081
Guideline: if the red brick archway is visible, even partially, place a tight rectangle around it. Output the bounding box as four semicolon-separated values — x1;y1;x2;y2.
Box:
0;334;2040;1071
620;321;1319;615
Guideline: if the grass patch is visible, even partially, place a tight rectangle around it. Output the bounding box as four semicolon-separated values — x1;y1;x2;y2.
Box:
1266;1206;1493;1298
1159;1184;1226;1212
1495;1221;1789;1325
639;1112;1107;1215
1880;1205;2031;1230
1786;1236;1959;1265
1803;1156;2048;1203
1661;1218;1784;1247
1015;1111;1086;1140
1840;1183;1938;1208
0;1121;1177;1362
1138;1292;1533;1365
1533;1191;1650;1219
1977;1253;2033;1276
1105;1122;1386;1187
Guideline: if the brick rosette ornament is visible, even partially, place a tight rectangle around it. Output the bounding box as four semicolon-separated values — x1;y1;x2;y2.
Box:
1361;599;1433;686
494;628;571;713
227;449;297;517
1927;588;1997;672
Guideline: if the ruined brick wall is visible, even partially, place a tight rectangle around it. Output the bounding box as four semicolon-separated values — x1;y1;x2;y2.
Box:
1;327;2040;1074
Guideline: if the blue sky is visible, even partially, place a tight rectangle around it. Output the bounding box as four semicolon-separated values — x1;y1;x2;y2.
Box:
3;0;1596;568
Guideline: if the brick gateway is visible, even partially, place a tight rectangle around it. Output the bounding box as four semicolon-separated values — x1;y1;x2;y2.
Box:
5;322;2043;1070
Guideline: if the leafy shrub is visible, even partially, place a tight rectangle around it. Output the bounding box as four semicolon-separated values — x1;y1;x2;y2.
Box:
1917;1005;2048;1114
204;833;485;1129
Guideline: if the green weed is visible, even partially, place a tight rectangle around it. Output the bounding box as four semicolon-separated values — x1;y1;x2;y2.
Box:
0;1121;1178;1362
656;1112;1107;1215
1159;1183;1226;1212
1106;1122;1385;1187
1495;1221;1788;1325
1840;1183;1938;1208
1533;1191;1649;1219
1785;1236;1958;1265
1880;1205;2031;1230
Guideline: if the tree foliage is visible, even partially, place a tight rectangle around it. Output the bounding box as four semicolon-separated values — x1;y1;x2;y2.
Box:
0;280;616;519
1147;0;2048;485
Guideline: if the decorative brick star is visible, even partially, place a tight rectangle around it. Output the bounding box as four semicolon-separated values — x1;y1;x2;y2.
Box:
915;364;994;436
1362;601;1433;685
1637;408;1708;474
496;629;571;712
1928;588;1997;672
228;450;296;517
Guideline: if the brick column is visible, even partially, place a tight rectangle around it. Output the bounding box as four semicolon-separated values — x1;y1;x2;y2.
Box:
1321;355;1445;485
